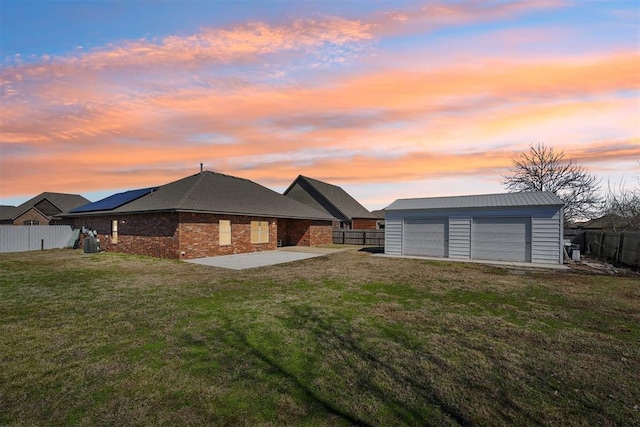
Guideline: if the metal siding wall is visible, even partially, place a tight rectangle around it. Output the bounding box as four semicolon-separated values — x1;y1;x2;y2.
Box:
449;217;470;259
0;225;74;253
389;205;562;263
531;209;562;264
384;214;403;255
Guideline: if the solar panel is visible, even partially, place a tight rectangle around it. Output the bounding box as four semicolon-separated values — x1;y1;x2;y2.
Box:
71;187;157;213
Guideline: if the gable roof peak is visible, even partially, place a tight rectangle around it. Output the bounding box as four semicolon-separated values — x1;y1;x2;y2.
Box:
12;191;90;218
300;175;339;188
284;175;376;220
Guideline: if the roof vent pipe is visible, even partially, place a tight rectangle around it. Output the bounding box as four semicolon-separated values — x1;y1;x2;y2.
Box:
200;163;203;173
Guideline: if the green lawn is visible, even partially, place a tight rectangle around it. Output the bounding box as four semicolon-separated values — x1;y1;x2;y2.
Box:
1;249;638;426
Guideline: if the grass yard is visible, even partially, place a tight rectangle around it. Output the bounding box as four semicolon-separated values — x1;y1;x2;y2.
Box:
1;249;638;426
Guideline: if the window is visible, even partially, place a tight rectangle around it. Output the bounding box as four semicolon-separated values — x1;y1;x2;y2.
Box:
219;220;231;246
111;220;118;244
23;220;39;225
250;221;269;244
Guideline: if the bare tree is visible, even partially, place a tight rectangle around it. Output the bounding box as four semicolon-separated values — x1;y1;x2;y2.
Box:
600;169;640;231
501;143;601;222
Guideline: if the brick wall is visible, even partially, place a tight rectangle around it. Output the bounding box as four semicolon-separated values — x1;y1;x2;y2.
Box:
309;220;334;246
71;213;180;258
278;219;311;246
71;212;334;259
352;218;378;230
278;219;335;247
178;213;277;259
13;208;50;225
116;235;180;259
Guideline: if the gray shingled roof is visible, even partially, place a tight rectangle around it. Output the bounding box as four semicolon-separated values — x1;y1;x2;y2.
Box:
385;191;564;211
3;192;90;220
284;175;376;220
62;171;336;221
0;205;18;221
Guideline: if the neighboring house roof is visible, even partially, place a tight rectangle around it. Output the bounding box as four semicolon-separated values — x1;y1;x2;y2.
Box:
63;171;336;221
0;205;18;221
385;191;564;211
575;214;636;231
371;209;386;219
283;175;376;222
0;192;90;221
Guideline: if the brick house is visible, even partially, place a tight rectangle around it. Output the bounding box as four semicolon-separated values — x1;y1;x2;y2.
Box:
60;171;337;259
0;192;90;225
283;175;378;229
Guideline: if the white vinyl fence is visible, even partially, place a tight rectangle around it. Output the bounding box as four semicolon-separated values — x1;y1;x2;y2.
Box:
0;225;75;253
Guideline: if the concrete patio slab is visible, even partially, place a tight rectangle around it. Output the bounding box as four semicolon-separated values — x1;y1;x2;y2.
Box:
185;246;349;270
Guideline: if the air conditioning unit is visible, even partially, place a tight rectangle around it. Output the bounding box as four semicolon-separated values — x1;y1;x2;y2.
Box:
83;237;100;253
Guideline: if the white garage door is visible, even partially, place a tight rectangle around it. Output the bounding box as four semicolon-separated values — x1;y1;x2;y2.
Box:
403;219;447;257
472;217;531;262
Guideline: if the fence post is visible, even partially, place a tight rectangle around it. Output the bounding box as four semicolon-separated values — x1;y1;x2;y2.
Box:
41;239;44;251
599;232;605;258
618;233;624;264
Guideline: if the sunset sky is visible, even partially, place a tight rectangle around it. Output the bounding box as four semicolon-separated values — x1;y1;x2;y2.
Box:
1;0;638;210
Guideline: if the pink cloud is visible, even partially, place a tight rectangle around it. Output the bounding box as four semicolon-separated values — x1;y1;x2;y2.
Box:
1;16;373;82
370;0;567;36
2;51;636;181
1;0;637;202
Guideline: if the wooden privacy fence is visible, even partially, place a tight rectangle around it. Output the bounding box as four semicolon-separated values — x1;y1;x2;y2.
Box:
0;225;75;253
333;229;384;246
565;230;640;268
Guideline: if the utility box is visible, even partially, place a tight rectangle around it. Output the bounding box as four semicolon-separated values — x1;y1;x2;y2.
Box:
572;249;581;262
571;244;580;262
83;237;100;253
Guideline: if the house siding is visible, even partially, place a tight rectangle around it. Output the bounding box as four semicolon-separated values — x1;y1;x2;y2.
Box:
531;209;563;264
385;205;562;264
449;217;471;259
384;215;403;255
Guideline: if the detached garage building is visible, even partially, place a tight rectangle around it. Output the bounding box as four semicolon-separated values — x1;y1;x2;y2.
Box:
384;192;564;265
